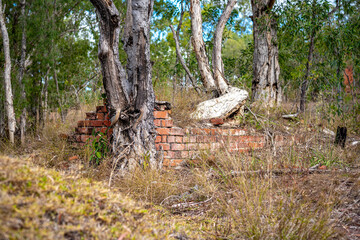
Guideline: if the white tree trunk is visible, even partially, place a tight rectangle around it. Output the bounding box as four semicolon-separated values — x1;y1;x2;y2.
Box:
0;1;16;144
190;0;218;95
212;0;236;95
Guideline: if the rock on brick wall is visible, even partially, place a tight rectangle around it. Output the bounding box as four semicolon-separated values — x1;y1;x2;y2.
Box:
70;105;302;168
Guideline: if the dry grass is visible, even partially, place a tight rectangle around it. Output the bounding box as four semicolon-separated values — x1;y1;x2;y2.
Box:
1;92;359;239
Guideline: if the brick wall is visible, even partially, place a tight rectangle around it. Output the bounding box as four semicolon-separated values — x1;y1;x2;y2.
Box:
71;105;300;167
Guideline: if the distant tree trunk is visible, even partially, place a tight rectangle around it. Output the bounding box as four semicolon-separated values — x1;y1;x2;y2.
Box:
0;1;16;144
190;0;218;95
18;0;27;145
90;0;157;169
169;24;201;95
212;0;236;95
299;29;315;112
41;68;50;128
251;0;281;107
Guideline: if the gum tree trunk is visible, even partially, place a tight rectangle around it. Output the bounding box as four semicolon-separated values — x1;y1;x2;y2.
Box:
190;0;218;95
0;0;16;144
18;0;27;145
212;0;236;95
251;0;281;107
90;0;156;169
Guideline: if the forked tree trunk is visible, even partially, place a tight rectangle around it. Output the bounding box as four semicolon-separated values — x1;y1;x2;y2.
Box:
0;0;16;144
90;0;156;169
251;0;281;107
190;0;218;95
212;0;236;94
18;0;27;145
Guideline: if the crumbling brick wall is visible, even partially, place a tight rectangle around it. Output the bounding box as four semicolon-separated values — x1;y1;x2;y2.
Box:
71;104;297;167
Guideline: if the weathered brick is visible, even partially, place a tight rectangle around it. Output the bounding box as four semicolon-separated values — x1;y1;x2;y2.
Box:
185;143;198;150
75;127;94;134
96;113;105;120
78;120;106;127
170;127;185;136
96;106;107;113
156;128;170;135
181;151;189;158
171;143;185;151
229;129;246;136
197;135;205;143
198;143;210;150
156;143;170;151
154;111;168;119
175;136;183;143
210;118;224;126
155;135;162;143
182;136;190;143
86;112;97;120
167;136;175;142
161;119;173;127
162;159;170;167
170;159;183;167
189;136;197;143
191;128;202;135
161;136;167;142
154;119;161;127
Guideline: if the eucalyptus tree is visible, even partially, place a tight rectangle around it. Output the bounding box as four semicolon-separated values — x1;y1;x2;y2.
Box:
190;0;237;96
0;0;16;143
90;0;157;169
250;0;282;107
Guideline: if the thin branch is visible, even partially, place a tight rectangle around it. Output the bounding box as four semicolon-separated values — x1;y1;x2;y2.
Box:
170;24;201;95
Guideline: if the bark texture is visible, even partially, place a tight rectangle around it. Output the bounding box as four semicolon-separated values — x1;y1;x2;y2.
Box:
90;0;156;169
251;0;281;107
18;0;27;145
212;0;236;95
190;0;218;94
0;0;16;143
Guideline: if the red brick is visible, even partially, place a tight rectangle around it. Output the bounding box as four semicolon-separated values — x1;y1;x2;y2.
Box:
162;159;170;167
155;135;162;143
189;136;197;143
161;136;167;142
182;136;189;143
161;119;173;127
198;143;210;150
78;120;106;127
170;159;183;167
154;119;161;127
191;128;202;135
202;128;212;135
165;136;174;142
170;127;185;136
197;135;205;143
75;127;94;134
156;143;170;151
229;129;246;136
171;143;185;151
185;143;198;150
68;155;79;161
175;136;183;143
203;136;216;142
96;113;105;120
96;106;107;113
154;111;168;119
105;113;110;120
210;118;224;126
156;128;170;135
181;151;189;158
86;112;97;120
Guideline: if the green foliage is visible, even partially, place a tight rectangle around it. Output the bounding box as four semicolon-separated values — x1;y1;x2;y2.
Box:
88;130;110;166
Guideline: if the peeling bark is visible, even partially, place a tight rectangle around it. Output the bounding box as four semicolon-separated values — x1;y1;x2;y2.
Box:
90;0;156;169
212;0;236;95
251;0;281;107
0;0;16;143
